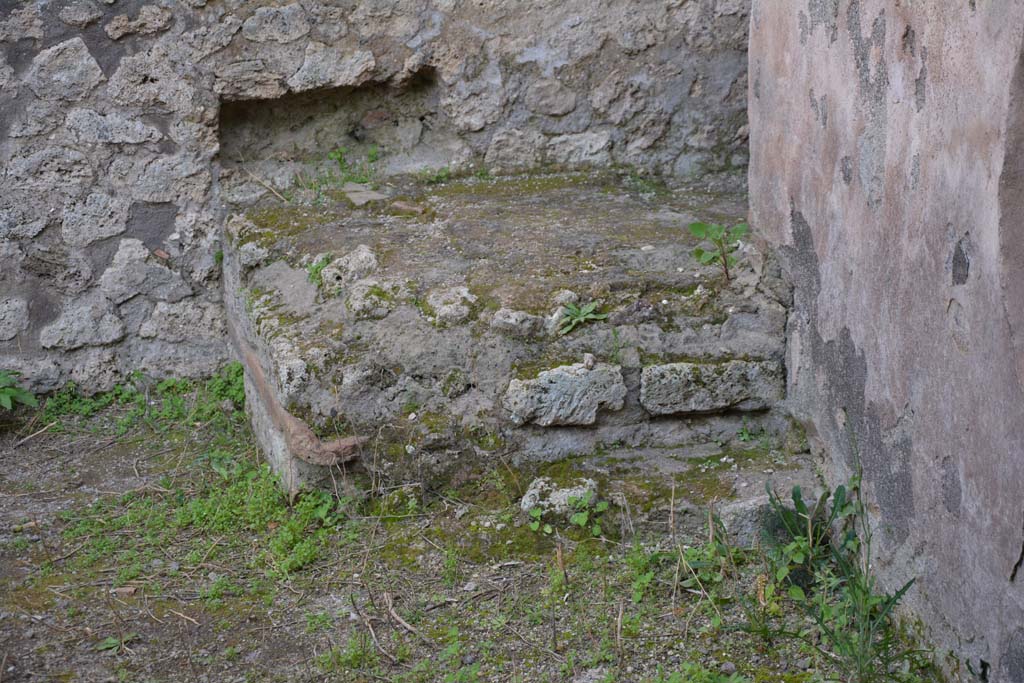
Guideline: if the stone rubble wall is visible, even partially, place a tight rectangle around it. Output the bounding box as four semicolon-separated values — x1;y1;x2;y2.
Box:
0;0;749;394
750;1;1024;677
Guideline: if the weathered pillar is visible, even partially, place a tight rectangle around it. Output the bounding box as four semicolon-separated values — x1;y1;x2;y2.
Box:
749;1;1024;677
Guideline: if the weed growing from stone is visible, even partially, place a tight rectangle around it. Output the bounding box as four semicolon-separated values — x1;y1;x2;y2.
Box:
558;301;608;336
688;221;748;284
327;145;378;185
420;166;452;184
527;507;553;535
306;254;332;287
0;370;37;412
292;146;381;202
737;419;757;443
568;490;610;537
764;477;931;683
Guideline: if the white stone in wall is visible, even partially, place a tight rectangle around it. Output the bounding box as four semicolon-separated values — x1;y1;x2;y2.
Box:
242;4;311;43
345;279;404;320
107;50;197;112
0;5;45;41
639;360;783;415
69;349;120;392
139;301;226;343
24;38;104;102
287;45;374;91
105;6;173;40
61;193;131;247
6;147;94;198
214;58;288;100
66;109;163;145
0;298;29;342
59;1;103;28
591;70;649;125
441;59;506;132
110;154;210;204
485;129;545;171
525;79;578;116
39;291;125;351
99;239;193;304
0;52;12;93
547;131;613;166
503;361;627;427
0;203;47;240
9;102;64;138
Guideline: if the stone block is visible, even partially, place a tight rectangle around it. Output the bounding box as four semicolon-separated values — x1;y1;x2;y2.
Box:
640;360;783;415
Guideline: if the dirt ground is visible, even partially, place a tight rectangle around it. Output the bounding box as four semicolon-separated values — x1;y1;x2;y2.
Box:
0;375;935;683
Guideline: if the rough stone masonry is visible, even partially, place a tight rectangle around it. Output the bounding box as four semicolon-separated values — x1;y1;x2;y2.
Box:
0;0;750;393
750;1;1024;679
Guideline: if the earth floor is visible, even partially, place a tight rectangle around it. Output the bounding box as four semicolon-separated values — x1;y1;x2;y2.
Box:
0;372;937;683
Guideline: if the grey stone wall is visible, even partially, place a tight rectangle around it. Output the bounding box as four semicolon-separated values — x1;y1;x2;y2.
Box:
750;1;1024;678
0;0;749;394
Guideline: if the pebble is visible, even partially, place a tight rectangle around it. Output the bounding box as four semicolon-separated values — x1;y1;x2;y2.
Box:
720;661;737;675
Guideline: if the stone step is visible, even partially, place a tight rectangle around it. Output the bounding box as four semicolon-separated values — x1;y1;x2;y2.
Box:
511;441;821;546
221;171;793;494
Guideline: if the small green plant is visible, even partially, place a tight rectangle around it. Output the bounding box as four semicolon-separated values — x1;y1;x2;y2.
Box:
558;301;608;336
737;419;757;443
305;611;332;632
318;632;378;671
688;221;749;284
625;545;673;604
420;166;452;185
568;491;610;538
327;146;378;185
648;663;749;683
740;570;782;644
442;543;460;587
528;507;553;535
306;254;332;287
768;475;926;683
0;370;37;412
95;633;139;654
766;480;856;587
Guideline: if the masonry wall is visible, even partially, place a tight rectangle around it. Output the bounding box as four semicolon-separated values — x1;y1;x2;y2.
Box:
0;0;750;394
749;2;1024;678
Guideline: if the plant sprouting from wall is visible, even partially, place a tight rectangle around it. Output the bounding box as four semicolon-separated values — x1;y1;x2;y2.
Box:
0;370;37;412
558;301;608;336
765;476;928;683
306;254;332;287
688;221;748;284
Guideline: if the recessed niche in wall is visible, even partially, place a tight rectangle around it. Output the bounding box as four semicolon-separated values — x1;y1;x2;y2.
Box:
217;69;472;205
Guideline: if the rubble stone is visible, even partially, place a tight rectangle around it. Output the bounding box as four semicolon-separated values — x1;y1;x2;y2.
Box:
639;360;783;415
24;38;104;102
504;362;627;426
